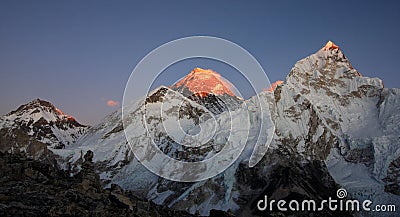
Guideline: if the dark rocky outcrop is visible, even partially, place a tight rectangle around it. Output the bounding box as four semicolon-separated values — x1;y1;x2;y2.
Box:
0;150;195;217
384;156;400;195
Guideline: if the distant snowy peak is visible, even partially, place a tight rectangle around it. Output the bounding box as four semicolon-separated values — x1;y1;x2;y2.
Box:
5;99;82;125
171;68;242;114
172;67;236;97
0;99;87;149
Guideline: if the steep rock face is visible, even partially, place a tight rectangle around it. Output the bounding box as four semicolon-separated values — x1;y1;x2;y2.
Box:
282;41;400;212
57;41;400;216
0;99;87;152
285;41;381;139
384;156;400;195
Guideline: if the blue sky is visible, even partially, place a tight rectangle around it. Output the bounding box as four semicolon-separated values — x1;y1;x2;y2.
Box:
1;0;399;124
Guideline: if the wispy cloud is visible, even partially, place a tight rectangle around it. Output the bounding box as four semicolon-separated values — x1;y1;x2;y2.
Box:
106;100;119;107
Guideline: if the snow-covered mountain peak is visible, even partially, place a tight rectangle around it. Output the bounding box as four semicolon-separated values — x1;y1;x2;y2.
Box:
6;98;79;123
286;39;379;94
172;67;236;97
170;68;243;114
0;99;88;149
322;40;340;51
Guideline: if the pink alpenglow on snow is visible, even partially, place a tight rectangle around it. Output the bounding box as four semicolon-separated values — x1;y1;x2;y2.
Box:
266;80;284;92
172;68;236;97
322;40;340;51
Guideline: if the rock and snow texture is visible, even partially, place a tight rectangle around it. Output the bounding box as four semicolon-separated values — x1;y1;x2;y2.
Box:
57;41;399;216
283;41;400;215
0;99;87;151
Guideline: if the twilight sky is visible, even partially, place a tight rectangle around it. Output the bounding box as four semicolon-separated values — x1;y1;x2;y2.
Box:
1;0;399;125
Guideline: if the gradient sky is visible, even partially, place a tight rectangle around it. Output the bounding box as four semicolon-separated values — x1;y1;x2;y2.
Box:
1;0;399;125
